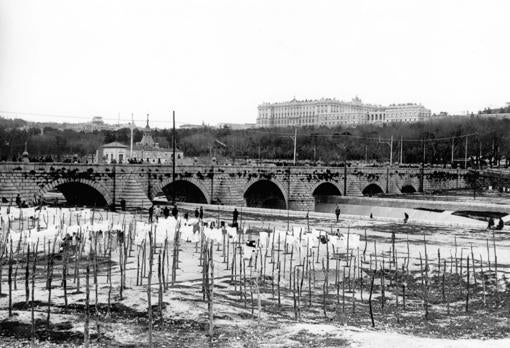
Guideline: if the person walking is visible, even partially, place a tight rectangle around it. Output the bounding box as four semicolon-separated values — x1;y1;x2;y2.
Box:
171;204;178;219
404;212;409;224
148;205;154;223
194;208;199;219
232;208;239;227
199;206;204;220
335;205;341;222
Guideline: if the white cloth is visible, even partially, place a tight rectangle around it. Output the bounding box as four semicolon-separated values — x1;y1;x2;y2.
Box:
204;227;223;243
258;231;269;248
226;226;238;239
242;244;256;260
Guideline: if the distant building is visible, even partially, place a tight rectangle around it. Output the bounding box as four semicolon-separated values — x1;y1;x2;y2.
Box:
217;123;257;130
257;97;431;128
96;116;184;164
179;124;203;129
477;113;510;120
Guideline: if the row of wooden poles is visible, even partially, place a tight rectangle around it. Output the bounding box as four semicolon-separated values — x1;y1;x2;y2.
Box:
193;226;502;327
0;215;504;347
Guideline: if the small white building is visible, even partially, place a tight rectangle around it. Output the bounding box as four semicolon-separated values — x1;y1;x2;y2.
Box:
96;142;129;164
96;116;184;164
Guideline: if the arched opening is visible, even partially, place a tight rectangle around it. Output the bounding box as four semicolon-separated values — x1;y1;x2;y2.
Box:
313;182;342;212
313;182;341;203
362;183;384;197
47;182;108;207
244;180;286;209
401;185;416;194
161;180;208;204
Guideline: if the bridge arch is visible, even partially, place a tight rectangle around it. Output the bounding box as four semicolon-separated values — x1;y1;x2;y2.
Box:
312;181;342;201
38;178;112;207
243;179;287;209
152;178;211;204
362;183;385;196
400;184;418;194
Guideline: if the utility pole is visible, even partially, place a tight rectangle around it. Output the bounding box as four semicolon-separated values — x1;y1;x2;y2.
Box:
478;140;482;170
422;138;426;164
378;136;393;165
451;138;454;166
400;136;403;166
172;110;176;205
419;138;425;193
390;135;393;165
293;127;297;165
130;113;134;159
464;136;468;169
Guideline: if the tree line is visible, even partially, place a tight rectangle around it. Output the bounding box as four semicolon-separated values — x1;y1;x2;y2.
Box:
1;115;510;166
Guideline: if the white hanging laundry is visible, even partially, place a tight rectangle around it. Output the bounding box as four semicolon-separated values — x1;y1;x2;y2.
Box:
91;222;109;232
226;226;238;239
242;243;256;260
155;221;175;243
184;218;199;226
302;233;317;250
180;225;194;242
189;229;201;243
207;228;223;244
258;231;269;248
66;225;81;235
274;229;287;242
134;229;147;246
23;207;36;218
111;223;122;231
311;229;322;240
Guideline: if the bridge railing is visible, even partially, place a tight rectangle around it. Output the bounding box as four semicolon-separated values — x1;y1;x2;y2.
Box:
0;161;470;174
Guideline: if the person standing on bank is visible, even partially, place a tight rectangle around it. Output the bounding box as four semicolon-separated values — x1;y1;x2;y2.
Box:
194;208;199;219
199;206;204;220
148;205;154;223
171;204;178;219
232;208;239;227
335;205;341;222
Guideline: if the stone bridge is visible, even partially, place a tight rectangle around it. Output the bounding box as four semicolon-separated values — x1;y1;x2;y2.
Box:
0;163;469;211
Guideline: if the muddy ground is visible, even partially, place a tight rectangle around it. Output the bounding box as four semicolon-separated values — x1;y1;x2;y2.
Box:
0;208;509;347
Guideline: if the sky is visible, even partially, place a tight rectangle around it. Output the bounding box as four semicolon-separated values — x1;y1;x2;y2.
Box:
0;0;509;128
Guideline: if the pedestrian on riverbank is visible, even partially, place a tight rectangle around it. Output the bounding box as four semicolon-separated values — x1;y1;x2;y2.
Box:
404;212;409;223
232;208;239;227
335;205;341;222
199;206;204;220
148;205;154;223
194;208;199;219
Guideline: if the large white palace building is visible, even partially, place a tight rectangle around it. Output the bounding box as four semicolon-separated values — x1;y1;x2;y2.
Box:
257;97;431;128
